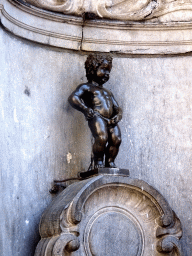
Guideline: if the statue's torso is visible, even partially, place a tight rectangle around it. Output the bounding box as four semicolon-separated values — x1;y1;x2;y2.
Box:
83;84;114;119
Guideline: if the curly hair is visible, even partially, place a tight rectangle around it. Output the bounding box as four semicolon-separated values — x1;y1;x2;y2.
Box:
85;54;112;82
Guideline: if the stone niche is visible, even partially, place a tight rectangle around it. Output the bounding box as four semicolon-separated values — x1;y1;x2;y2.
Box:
35;174;182;256
1;0;192;256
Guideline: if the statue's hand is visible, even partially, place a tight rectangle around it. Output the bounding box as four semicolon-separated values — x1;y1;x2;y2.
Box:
84;108;94;120
110;114;122;125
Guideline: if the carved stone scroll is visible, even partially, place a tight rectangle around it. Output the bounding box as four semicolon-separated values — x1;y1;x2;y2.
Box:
24;0;192;22
35;174;183;256
2;0;192;54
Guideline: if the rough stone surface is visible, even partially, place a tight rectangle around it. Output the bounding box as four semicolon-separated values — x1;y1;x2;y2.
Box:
0;27;192;255
0;28;89;256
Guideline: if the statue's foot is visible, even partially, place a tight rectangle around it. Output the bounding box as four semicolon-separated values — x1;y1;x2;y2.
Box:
94;161;105;169
106;162;117;168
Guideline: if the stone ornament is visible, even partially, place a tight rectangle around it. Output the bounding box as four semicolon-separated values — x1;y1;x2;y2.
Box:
35;174;182;256
24;0;192;21
2;0;192;54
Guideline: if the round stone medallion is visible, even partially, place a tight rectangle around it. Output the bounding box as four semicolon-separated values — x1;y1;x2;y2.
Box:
84;207;144;256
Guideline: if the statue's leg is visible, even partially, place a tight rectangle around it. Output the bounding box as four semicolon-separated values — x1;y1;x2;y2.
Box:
88;116;108;168
105;125;121;168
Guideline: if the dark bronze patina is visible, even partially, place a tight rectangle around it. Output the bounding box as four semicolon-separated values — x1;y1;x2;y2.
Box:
68;54;122;171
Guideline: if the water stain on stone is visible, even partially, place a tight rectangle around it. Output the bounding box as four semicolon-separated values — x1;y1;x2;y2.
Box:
24;86;31;97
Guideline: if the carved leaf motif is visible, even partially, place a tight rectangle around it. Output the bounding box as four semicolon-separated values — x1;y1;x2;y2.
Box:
24;0;192;21
25;0;84;15
96;0;158;20
97;0;192;20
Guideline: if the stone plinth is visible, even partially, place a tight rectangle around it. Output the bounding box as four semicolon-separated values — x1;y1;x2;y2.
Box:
35;174;182;256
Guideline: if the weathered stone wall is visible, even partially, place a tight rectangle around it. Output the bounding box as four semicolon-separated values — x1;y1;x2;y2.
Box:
0;26;192;255
0;28;90;256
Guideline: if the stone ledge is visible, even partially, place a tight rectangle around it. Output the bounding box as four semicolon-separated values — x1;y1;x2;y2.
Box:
1;0;192;54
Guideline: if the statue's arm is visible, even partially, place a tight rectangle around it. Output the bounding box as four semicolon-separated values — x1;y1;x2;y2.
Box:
68;84;94;120
68;84;87;112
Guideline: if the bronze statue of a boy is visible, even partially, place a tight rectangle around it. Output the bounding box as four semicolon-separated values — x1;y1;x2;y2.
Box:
68;54;122;169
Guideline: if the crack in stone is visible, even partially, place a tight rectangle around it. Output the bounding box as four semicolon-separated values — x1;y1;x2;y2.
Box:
80;18;84;51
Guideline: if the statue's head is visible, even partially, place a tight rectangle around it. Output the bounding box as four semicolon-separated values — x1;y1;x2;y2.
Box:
85;54;112;84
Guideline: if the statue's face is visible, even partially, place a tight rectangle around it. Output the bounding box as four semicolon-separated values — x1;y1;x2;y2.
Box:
95;60;111;85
